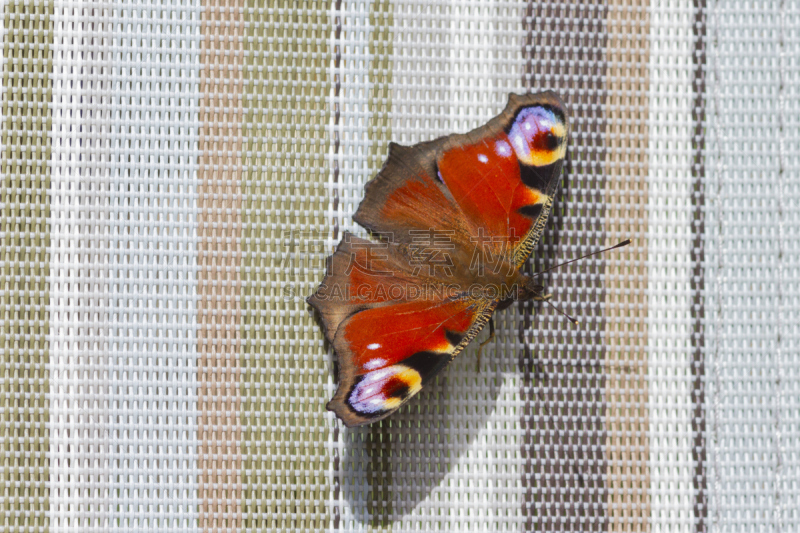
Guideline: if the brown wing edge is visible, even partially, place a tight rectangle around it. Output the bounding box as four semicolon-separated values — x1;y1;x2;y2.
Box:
306;231;401;345
306;231;496;427
325;299;497;427
307;232;362;345
352;90;569;250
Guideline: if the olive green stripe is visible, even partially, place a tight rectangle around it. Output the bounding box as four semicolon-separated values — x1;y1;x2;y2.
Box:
365;1;394;530
239;2;332;531
1;1;55;531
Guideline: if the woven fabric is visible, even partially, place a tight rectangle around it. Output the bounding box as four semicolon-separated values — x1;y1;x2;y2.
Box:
0;0;798;532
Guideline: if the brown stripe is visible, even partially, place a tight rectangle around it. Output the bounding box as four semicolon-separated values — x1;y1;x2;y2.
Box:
691;1;709;531
196;0;244;530
520;2;610;530
602;1;651;530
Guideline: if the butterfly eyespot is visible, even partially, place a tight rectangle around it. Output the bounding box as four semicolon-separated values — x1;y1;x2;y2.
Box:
347;364;423;415
508;105;567;167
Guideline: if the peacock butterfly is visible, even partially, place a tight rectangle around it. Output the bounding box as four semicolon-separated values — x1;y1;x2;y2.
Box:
309;91;571;427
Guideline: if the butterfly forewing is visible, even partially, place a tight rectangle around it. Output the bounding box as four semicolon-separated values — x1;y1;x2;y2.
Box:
355;91;568;271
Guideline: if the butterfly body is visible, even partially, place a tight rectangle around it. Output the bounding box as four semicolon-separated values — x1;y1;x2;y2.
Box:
309;91;569;427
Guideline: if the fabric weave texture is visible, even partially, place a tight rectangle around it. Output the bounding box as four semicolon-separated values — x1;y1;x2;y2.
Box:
0;0;798;531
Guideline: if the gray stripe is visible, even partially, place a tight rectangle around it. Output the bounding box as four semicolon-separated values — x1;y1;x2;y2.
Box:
691;1;709;531
520;2;610;530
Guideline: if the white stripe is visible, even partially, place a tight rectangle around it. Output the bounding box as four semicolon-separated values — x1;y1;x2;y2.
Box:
47;3;113;531
703;1;798;529
647;1;696;531
334;1;528;529
388;1;527;531
106;1;201;530
335;2;375;530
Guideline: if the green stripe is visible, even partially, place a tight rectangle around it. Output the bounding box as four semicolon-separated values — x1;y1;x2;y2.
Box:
366;1;394;530
240;2;332;530
1;1;54;531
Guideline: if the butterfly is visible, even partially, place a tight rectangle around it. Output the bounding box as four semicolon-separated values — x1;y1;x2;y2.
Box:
309;91;569;427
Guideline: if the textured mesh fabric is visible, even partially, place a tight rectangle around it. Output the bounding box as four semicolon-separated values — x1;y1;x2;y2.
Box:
0;0;797;531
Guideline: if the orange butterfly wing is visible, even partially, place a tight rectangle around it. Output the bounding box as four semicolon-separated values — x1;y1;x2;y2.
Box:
310;91;569;426
308;233;494;426
354;91;568;268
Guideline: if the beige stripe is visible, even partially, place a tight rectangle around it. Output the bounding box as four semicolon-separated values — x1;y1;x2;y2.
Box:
197;0;244;530
603;2;651;530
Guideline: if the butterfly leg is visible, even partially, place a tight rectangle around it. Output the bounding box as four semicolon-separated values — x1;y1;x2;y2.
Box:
476;318;495;371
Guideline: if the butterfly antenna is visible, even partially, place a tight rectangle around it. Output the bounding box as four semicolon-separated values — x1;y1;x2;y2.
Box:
530;239;631;325
533;239;631;278
542;297;579;325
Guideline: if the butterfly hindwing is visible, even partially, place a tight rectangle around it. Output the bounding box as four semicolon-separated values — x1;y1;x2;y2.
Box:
308;233;494;426
328;295;494;427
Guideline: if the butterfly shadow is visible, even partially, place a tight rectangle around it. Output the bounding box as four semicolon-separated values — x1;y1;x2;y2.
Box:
330;183;572;524
334;342;508;525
